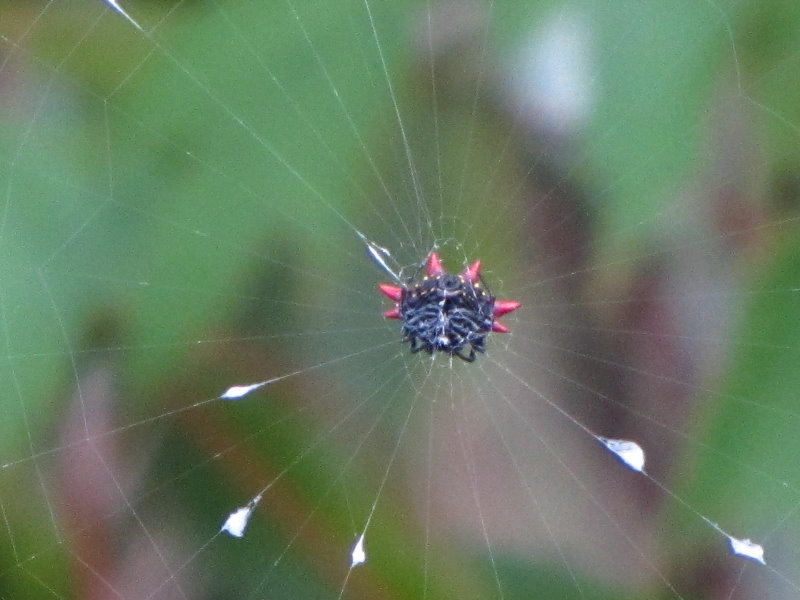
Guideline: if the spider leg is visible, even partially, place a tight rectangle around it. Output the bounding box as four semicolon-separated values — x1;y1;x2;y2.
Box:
409;338;427;354
456;348;476;362
472;336;487;354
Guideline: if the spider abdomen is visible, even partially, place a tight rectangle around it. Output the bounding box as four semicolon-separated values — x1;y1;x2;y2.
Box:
380;253;520;362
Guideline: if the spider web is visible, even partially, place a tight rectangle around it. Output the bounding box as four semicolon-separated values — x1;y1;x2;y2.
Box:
1;0;800;598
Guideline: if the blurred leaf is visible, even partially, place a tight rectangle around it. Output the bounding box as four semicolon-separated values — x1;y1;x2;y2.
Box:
490;553;641;600
669;231;800;583
587;0;730;249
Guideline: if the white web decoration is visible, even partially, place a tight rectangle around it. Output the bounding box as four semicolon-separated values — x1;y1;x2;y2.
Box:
0;0;799;599
103;0;143;31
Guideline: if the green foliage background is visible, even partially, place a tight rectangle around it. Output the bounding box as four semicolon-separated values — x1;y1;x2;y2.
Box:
1;0;799;598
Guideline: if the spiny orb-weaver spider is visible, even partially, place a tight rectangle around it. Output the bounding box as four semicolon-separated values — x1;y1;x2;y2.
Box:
379;253;521;362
